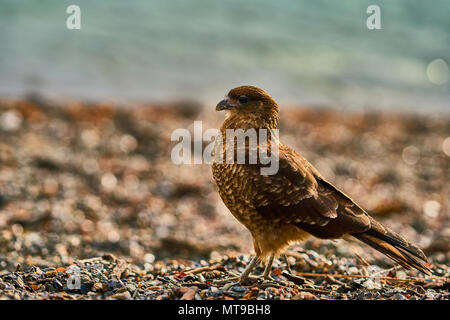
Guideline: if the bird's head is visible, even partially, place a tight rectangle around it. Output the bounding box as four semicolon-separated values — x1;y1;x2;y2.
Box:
216;86;279;129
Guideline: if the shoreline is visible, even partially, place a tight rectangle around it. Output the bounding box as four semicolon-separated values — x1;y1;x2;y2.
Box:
1;94;449;118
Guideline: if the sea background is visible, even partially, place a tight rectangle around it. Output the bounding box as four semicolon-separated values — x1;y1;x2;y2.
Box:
0;0;449;113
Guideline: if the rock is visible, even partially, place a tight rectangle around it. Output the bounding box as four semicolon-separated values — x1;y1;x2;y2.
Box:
0;110;23;131
348;267;359;274
292;292;319;300
110;291;132;300
127;284;137;292
180;286;198;300
231;285;246;292
53;279;64;290
392;293;406;300
210;286;218;293
222;283;233;291
92;282;104;292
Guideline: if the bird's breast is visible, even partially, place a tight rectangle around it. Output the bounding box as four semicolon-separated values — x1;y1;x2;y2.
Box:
212;162;256;223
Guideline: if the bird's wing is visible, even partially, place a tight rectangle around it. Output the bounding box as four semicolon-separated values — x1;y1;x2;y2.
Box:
250;144;371;238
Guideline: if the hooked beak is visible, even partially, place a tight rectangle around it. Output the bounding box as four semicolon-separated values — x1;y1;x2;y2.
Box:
216;98;234;111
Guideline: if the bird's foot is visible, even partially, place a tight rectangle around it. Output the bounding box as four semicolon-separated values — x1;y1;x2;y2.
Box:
238;275;260;285
262;274;276;282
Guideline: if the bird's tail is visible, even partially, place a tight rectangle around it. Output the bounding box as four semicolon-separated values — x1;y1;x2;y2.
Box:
352;218;431;275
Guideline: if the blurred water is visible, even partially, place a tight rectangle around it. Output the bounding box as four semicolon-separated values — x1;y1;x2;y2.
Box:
0;0;449;112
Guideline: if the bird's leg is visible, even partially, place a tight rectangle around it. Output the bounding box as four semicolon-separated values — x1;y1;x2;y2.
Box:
238;255;261;284
283;254;293;274
262;254;275;280
212;255;261;285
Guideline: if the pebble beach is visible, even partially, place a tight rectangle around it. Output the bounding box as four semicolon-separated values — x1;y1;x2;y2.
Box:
0;96;448;300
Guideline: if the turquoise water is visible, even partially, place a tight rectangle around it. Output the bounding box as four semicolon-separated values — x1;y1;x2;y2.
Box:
0;0;449;112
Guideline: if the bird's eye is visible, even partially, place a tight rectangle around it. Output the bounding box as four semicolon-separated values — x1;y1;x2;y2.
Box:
238;95;249;104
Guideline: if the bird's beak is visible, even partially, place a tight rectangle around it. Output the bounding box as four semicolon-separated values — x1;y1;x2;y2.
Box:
216;98;234;111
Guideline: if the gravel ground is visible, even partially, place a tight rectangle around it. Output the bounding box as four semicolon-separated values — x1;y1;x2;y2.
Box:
0;96;448;300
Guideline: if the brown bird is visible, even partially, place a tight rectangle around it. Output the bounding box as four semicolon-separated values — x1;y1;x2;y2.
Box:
212;85;430;284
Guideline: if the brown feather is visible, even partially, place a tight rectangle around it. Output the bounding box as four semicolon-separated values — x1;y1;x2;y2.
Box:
212;85;430;274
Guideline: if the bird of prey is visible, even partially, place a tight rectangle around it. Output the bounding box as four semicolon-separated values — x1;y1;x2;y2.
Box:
212;85;430;284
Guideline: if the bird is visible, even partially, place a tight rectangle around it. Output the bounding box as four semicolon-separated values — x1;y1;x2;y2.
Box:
211;85;431;284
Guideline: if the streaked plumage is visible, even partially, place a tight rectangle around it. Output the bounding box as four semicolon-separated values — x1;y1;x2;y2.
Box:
212;86;430;283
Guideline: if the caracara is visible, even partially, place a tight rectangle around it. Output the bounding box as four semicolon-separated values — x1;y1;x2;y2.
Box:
212;85;430;284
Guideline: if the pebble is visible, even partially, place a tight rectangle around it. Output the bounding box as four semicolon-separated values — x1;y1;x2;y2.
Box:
92;282;104;292
210;286;218;293
180;286;198;300
222;283;233;291
110;291;132;300
392;293;406;300
232;285;246;292
53;279;64;290
127;284;137;292
0;110;22;131
348;267;359;274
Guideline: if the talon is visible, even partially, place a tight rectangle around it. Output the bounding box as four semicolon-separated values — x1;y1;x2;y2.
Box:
238;275;258;285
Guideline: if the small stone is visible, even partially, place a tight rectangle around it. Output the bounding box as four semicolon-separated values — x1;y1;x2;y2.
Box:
232;285;246;292
53;279;64;290
80;284;89;294
393;293;405;300
292;292;319;300
144;253;155;263
210;286;218;293
223;283;233;291
348;267;359;274
210;251;221;260
223;291;243;298
93;282;104;292
127;284;137;292
110;291;132;300
423;200;440;218
119;134;138;153
197;274;205;283
101;173;117;190
180;286;198;300
361;279;381;290
0;110;23;131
